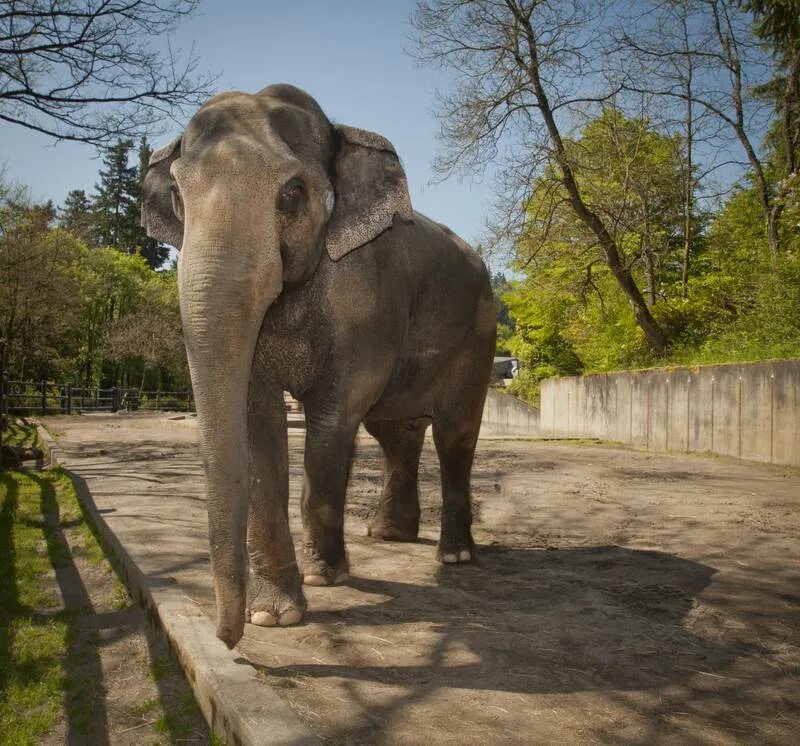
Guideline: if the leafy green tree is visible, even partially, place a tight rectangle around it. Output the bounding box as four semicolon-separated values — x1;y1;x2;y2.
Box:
104;270;188;390
506;110;688;383
0;192;83;379
491;273;515;354
71;247;153;387
741;0;800;250
412;0;670;354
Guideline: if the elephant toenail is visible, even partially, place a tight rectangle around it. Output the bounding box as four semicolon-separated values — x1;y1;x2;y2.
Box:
458;549;472;561
442;553;458;563
251;611;277;626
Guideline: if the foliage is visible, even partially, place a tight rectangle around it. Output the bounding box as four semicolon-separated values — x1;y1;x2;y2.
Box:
414;0;800;397
59;190;94;245
90;138;169;269
1;181;187;389
491;273;515;354
0;197;83;378
503;178;800;403
104;270;187;388
497;105;800;404
503;110;685;394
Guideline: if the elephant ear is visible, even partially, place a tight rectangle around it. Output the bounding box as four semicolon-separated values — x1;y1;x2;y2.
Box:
325;125;413;261
141;136;184;250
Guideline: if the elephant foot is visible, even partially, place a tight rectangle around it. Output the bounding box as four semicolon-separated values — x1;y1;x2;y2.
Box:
302;548;349;587
246;571;307;628
437;539;476;564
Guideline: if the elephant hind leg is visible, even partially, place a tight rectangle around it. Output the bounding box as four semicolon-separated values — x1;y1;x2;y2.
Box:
431;335;493;564
431;420;479;563
364;418;428;541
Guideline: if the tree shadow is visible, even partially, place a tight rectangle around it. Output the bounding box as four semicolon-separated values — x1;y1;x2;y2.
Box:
0;475;19;698
249;543;796;743
64;470;211;743
34;473;111;744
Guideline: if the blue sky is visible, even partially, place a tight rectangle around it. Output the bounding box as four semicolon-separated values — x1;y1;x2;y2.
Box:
0;1;497;262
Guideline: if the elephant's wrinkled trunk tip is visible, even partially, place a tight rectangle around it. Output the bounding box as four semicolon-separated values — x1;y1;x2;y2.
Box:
217;622;244;649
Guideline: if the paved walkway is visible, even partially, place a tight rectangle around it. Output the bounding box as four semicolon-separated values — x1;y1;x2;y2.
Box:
43;412;800;744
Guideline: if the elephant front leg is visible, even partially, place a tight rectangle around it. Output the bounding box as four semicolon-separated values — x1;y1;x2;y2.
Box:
300;416;359;586
246;383;306;627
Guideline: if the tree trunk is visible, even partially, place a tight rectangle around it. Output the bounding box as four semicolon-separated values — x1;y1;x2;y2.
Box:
682;67;694;298
520;26;669;355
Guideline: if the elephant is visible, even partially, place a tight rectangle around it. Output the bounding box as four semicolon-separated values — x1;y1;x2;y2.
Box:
141;84;496;648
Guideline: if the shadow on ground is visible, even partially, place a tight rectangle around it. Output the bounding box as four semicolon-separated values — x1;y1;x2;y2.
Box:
248;543;797;743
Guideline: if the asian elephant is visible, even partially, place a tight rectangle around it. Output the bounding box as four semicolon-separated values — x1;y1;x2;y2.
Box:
141;84;495;648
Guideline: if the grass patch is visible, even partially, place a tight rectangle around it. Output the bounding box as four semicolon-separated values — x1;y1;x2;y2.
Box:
0;423;110;743
150;654;176;682
1;422;210;743
0;468;69;744
111;577;131;610
154;691;203;739
1;420;40;451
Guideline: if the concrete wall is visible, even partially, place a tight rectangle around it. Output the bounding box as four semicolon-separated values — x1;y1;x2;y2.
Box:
481;388;540;436
540;359;800;466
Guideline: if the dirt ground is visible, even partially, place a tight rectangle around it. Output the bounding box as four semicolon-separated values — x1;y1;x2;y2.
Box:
46;414;800;744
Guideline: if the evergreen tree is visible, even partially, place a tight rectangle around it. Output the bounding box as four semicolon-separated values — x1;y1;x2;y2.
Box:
91;137;170;269
59;189;96;245
93;138;138;251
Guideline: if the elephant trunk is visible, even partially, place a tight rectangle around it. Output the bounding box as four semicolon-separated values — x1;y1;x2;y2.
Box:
178;236;281;648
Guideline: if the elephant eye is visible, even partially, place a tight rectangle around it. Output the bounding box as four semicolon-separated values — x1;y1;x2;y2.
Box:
277;179;305;214
170;183;184;221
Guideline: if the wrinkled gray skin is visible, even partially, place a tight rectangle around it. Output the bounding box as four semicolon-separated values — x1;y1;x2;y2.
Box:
141;84;495;648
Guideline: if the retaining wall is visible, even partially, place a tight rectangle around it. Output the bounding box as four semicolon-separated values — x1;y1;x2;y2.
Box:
481;388;540;436
540;359;800;466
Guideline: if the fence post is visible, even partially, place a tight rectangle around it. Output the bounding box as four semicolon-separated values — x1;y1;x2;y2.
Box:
40;380;47;416
155;391;160;411
66;384;72;415
111;387;118;413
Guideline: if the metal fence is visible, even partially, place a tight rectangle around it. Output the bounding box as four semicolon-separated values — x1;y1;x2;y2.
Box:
0;371;193;453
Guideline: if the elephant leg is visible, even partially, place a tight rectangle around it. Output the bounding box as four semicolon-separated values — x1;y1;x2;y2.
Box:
364;418;427;541
246;382;306;627
300;415;359;587
432;420;478;563
431;340;492;564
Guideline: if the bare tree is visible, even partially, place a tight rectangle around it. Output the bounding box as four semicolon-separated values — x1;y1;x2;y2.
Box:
412;0;669;354
0;0;214;145
616;0;787;251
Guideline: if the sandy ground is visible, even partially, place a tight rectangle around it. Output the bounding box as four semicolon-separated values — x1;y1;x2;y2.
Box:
45;413;800;744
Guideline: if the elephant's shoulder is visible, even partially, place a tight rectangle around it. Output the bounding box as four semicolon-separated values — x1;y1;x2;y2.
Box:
411;212;485;269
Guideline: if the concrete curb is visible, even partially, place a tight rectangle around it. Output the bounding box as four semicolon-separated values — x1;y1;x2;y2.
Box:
35;422;62;469
37;423;319;746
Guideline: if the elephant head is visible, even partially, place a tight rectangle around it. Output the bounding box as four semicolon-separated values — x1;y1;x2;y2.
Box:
141;84;413;645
